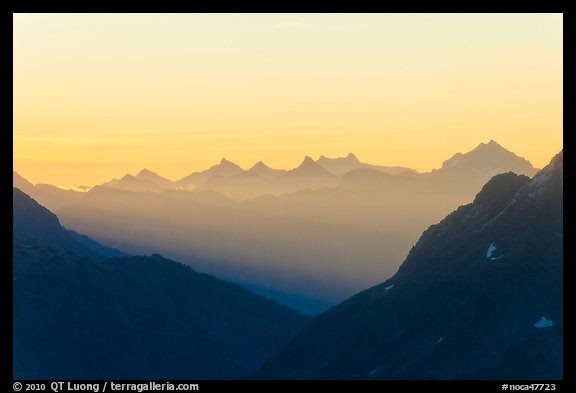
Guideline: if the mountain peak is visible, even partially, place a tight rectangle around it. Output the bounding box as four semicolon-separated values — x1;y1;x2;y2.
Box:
252;161;269;169
347;152;358;161
137;169;156;177
439;141;537;177
477;139;503;150
286;156;334;177
131;169;175;190
216;158;243;171
297;156;318;169
473;172;531;206
248;161;286;180
177;158;244;187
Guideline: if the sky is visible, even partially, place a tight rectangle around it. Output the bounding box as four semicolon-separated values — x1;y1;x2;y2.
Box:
13;13;563;186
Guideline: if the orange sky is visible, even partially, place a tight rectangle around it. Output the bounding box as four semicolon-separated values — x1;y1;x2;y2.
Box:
13;13;562;186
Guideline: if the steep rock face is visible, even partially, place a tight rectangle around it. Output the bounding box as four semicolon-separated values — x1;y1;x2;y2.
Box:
257;151;562;380
13;247;310;379
13;188;126;261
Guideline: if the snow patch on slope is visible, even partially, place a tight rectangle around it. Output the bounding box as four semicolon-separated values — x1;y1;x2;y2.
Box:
486;243;497;258
534;317;553;328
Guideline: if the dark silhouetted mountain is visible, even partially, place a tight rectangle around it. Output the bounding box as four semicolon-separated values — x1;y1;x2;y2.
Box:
13;245;310;379
437;140;537;177
135;169;176;189
13;171;86;212
256;151;562;379
176;158;244;190
13;188;126;261
317;153;415;176
248;161;287;179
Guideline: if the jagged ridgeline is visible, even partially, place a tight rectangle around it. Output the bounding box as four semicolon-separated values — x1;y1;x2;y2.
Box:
255;151;562;379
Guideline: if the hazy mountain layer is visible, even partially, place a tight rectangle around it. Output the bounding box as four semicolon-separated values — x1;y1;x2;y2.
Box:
176;158;244;190
317;153;415;175
13;187;126;261
195;156;340;200
13;171;86;212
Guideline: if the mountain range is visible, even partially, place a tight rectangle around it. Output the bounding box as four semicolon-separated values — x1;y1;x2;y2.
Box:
93;141;537;200
256;150;563;379
15;141;541;314
12;145;562;379
13;188;309;379
14;140;537;205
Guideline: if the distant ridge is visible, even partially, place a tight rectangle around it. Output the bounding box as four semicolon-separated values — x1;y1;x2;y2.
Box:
89;141;537;196
437;140;537;177
135;169;176;189
289;156;335;177
248;161;287;179
176;158;244;189
317;153;415;176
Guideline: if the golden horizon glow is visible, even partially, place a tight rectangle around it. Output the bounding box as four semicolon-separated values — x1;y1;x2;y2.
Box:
14;13;562;186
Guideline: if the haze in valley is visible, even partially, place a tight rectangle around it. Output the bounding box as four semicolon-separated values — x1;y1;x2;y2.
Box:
13;13;562;314
15;142;540;313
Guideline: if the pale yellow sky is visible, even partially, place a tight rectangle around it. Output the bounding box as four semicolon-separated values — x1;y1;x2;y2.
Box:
13;13;562;186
